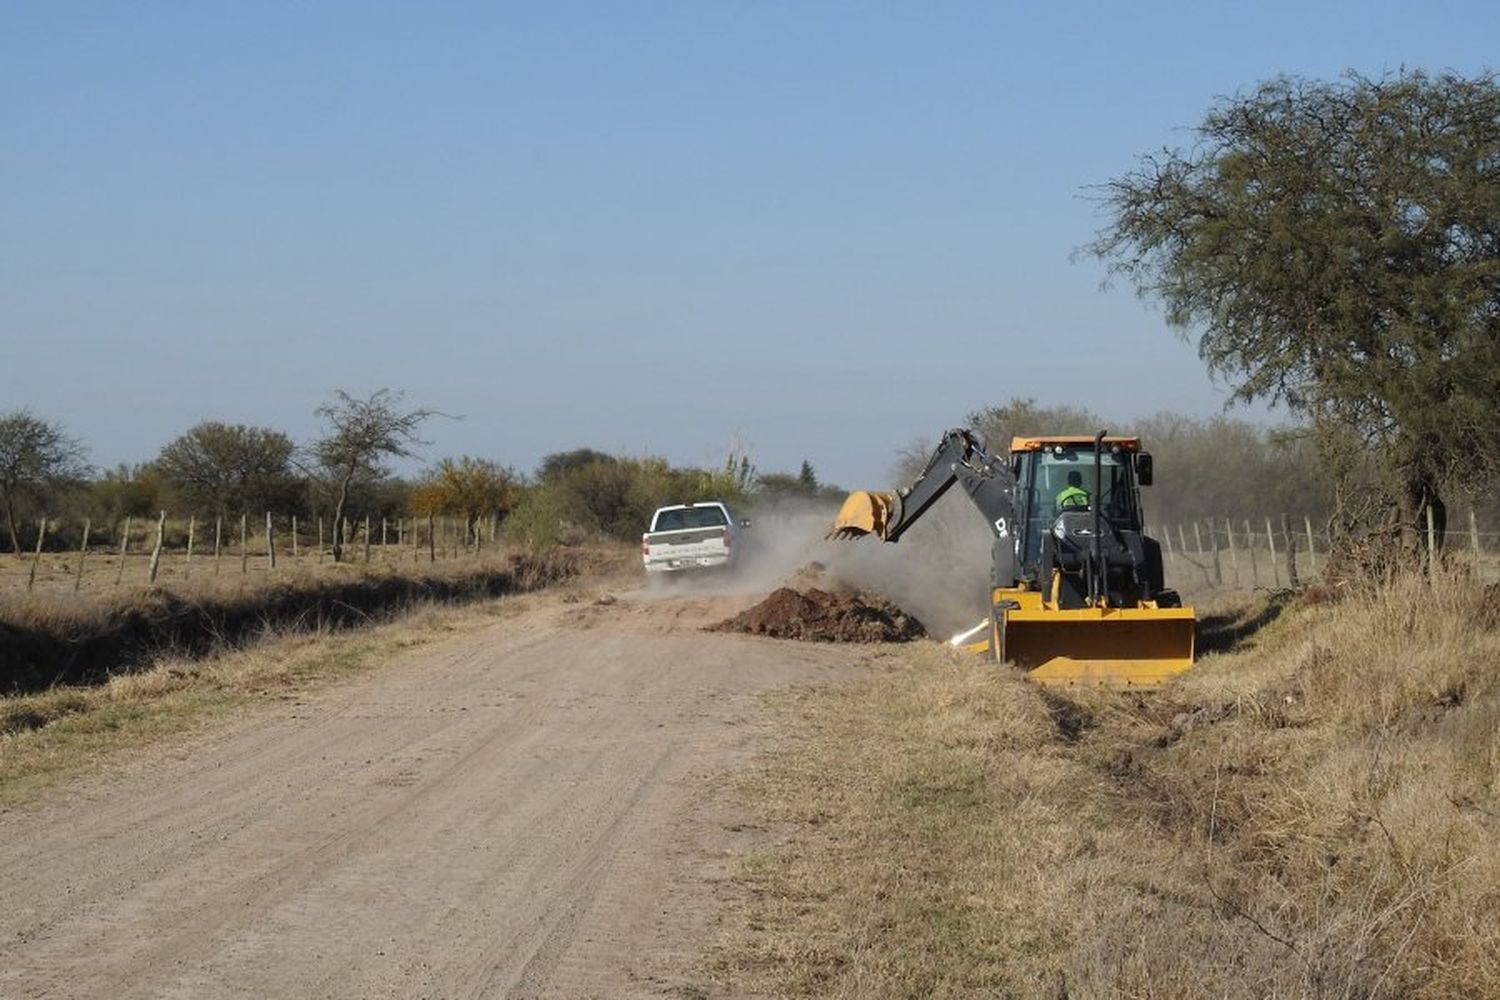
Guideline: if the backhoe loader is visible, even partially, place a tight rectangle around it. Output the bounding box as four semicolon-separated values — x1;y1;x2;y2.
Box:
829;429;1195;687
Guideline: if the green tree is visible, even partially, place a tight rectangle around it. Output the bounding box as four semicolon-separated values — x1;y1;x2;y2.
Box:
90;463;164;524
305;389;435;562
0;410;89;553
1087;70;1500;551
537;448;617;481
156;422;300;517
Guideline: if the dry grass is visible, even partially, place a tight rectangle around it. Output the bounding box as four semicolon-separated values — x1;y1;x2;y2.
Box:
0;555;635;807
0;547;624;693
711;570;1500;998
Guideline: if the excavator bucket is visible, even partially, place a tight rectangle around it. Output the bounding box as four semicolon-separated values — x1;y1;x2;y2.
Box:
1000;605;1197;689
827;491;899;540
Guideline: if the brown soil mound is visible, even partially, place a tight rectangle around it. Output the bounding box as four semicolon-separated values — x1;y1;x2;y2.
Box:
709;587;925;643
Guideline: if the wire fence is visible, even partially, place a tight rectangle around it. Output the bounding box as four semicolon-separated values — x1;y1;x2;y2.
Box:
2;512;507;595
1148;510;1500;591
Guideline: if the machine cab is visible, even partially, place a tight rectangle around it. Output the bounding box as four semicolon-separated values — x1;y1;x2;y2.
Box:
1008;436;1150;583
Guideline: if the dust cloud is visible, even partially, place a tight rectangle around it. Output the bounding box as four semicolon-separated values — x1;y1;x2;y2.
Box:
648;494;996;641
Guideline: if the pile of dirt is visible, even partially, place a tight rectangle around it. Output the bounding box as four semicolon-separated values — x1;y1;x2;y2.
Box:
709;586;925;643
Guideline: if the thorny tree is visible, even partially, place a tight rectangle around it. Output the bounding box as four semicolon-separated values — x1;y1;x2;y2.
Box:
1087;70;1500;554
0;410;89;554
306;390;435;562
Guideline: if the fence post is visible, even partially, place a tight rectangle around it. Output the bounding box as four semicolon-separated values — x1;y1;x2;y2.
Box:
363;515;372;563
1265;517;1281;587
148;510;166;584
185;516;196;579
214;517;223;575
1224;518;1239;587
1209;520;1223;584
317;517;325;564
428;513;436;563
1242;519;1258;588
397;517;405;548
1472;508;1482;559
1280;513;1299;587
1426;504;1437;577
1301;516;1315;578
26;517;47;591
381;517;388;551
115;516;131;587
292;515;299;561
265;511;276;570
74;516;92;592
240;513;249;574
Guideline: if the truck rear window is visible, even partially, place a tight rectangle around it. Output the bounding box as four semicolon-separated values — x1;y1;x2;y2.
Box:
653;507;728;532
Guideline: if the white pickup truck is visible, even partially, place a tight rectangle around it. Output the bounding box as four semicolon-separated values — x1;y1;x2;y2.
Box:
641;501;747;574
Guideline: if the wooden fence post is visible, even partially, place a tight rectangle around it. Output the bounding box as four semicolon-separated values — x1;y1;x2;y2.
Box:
1280;513;1299;588
26;517;47;591
397;517;405;548
381;517;388;550
1243;519;1258;588
1472;508;1482;559
428;513;436;563
240;513;249;574
1224;518;1239;587
265;511;276;570
1304;516;1317;578
363;515;372;563
1426;504;1437;578
1265;517;1281;587
214;517;223;575
148;510;166;584
1177;524;1189;565
115;516;131;587
185;516;195;580
317;517;325;564
74;516;91;592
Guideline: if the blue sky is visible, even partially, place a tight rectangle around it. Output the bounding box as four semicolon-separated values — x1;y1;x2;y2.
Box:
4;2;1494;487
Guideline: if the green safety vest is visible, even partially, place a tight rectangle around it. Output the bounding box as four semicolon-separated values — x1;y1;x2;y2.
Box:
1056;485;1090;510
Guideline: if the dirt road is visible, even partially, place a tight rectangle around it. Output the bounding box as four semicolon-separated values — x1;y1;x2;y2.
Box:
0;589;863;999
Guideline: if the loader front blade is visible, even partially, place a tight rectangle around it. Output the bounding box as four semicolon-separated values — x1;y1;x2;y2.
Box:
1001;605;1197;689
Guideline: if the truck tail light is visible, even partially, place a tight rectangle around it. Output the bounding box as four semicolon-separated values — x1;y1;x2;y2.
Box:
641;535;650;555
722;527;731;549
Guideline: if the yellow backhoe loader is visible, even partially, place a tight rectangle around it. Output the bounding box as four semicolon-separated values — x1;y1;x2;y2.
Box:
829;429;1195;688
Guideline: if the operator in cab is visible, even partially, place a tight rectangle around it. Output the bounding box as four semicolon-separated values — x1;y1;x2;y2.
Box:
1056;470;1090;511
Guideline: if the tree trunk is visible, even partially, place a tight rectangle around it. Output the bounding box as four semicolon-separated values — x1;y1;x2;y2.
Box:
3;496;19;555
1398;468;1447;557
331;478;351;563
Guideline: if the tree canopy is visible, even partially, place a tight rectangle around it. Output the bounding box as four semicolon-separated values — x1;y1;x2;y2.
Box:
0;410;89;553
1087;70;1500;547
156;422;300;516
408;457;519;537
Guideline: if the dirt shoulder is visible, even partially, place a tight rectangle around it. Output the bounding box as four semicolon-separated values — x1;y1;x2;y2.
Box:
0;586;867;999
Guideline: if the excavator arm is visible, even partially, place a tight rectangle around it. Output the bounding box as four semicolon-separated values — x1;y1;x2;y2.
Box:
827;429;1016;543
